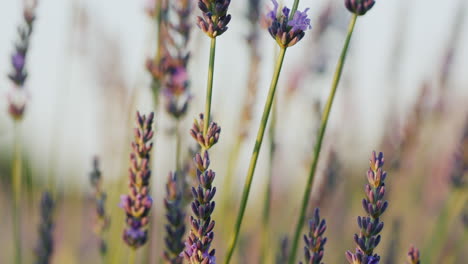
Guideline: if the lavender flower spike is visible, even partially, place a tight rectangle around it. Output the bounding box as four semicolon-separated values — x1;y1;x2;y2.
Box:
407;245;420;264
121;111;155;249
197;0;232;38
34;191;55;264
300;208;327;264
183;113;220;264
345;0;376;16
7;0;38;120
265;0;312;48
89;157;110;255
164;172;186;264
346;151;388;264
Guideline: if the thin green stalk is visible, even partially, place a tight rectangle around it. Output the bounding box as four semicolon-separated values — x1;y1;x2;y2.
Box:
129;249;137;264
12;122;22;264
224;47;287;264
204;37;216;136
259;97;277;264
422;188;468;263
287;14;358;264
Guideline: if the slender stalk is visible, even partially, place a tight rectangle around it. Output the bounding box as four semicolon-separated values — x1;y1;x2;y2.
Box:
204;37;217;136
422;188;468;263
224;47;287;264
129;249;137;264
287;14;358;264
12;122;22;264
259;97;277;264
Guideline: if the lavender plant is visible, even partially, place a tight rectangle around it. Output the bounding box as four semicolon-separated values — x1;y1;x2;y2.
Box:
34;191;54;264
407;245;420;264
300;208;327;264
8;2;38;264
89;157;110;256
225;1;311;261
163;172;186;264
120;112;154;253
276;237;290;264
183;114;220;263
345;151;388;264
288;2;380;262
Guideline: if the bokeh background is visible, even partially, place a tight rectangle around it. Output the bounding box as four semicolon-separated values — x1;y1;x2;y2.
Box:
0;0;467;263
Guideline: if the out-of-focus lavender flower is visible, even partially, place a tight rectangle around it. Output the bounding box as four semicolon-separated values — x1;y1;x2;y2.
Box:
89;157;110;255
345;0;376;16
406;245;420;264
183;113;220;264
163;172;186;264
196;0;232;38
264;0;311;48
276;236;289;264
7;0;38;120
300;208;327;264
34;191;54;264
450;118;467;188
121;112;155;249
346;151;388;264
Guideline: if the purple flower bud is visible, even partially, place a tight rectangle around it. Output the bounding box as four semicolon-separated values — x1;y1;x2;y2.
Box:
345;0;376;16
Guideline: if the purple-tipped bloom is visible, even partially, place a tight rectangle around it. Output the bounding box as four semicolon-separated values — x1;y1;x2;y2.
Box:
183;113;221;264
7;1;37;120
264;0;311;48
34;191;54;264
300;208;327;264
346;151;388;263
407;245;420;264
196;0;232;38
121;112;154;249
163;172;186;264
345;0;376;16
89;157;110;255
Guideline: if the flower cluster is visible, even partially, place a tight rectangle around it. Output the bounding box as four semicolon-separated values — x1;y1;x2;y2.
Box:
345;0;376;16
164;172;186;264
346;151;388;264
406;245;420;264
264;0;311;48
89;157;110;255
300;208;327;264
183;113;221;263
7;0;38;120
120;112;154;249
34;191;54;264
146;0;192;119
196;0;232;38
276;237;289;264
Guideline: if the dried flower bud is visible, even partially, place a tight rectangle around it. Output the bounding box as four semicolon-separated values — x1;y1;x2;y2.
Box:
407;245;420;264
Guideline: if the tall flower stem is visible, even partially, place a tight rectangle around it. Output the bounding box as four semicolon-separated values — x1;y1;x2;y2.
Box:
287;14;358;264
12;122;22;264
259;97;277;264
204;37;216;136
224;47;287;264
129;249;136;264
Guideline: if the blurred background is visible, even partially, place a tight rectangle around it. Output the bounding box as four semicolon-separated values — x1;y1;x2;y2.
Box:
0;0;467;263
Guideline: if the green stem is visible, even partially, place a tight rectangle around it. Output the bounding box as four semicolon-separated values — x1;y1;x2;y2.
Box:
12;121;22;264
204;37;216;136
129;249;137;264
259;97;277;264
224;47;287;264
287;14;358;264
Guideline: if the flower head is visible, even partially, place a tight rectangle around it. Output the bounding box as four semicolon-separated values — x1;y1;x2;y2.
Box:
34;191;55;264
265;0;311;48
300;208;327;264
197;0;232;38
345;0;376;16
407;245;420;264
121;111;155;249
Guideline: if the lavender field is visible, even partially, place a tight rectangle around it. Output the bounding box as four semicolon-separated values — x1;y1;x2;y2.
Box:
0;0;467;263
